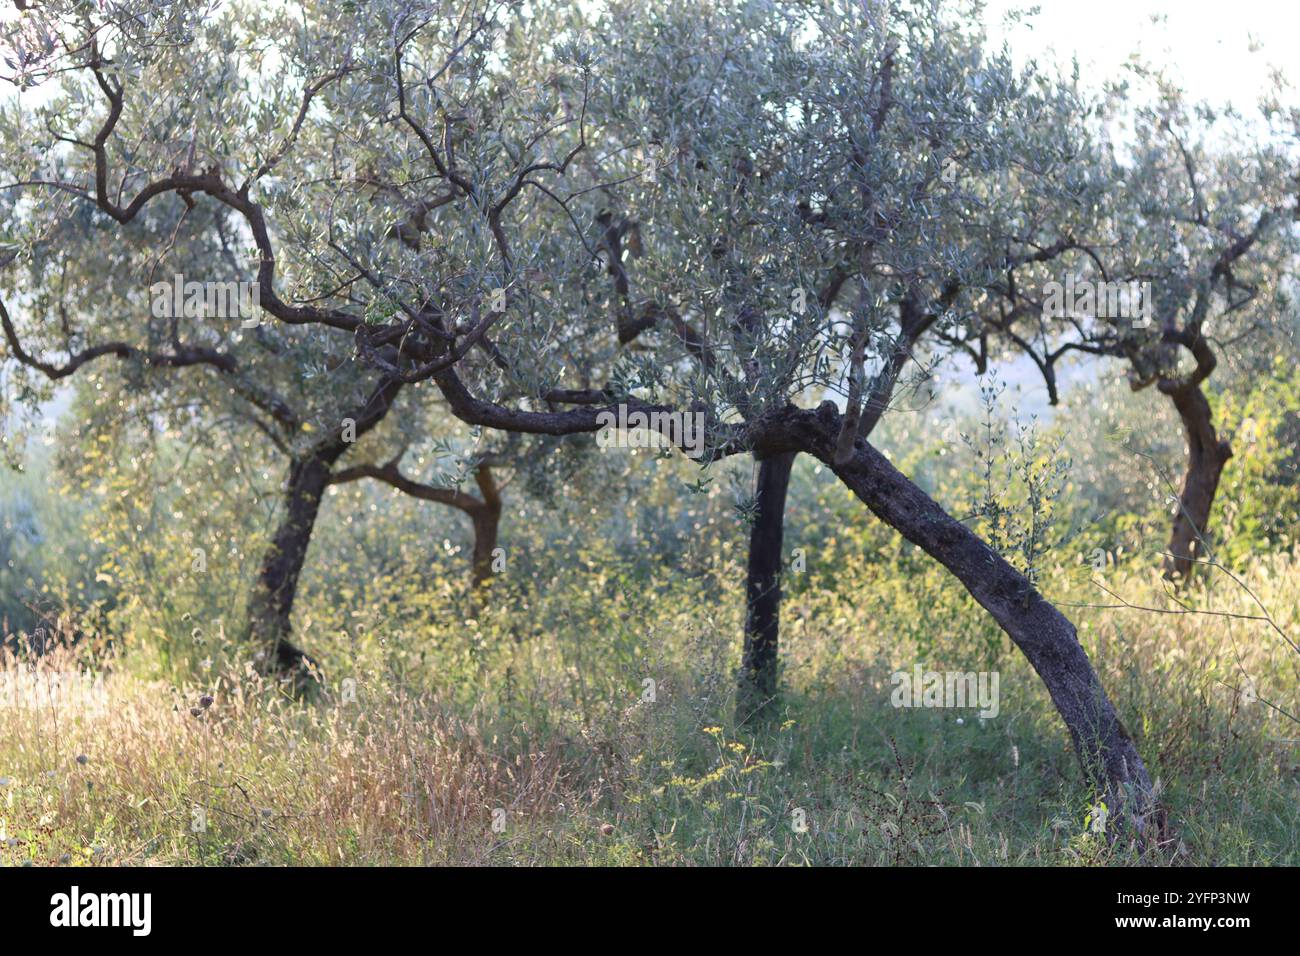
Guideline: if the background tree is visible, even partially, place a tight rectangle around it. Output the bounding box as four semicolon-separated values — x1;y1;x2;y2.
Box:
975;73;1300;579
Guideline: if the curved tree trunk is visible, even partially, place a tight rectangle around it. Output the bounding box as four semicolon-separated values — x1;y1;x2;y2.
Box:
737;450;796;723
244;377;403;691
428;348;1159;826
1165;384;1232;580
760;404;1159;836
245;450;339;691
429;360;1159;830
330;459;504;591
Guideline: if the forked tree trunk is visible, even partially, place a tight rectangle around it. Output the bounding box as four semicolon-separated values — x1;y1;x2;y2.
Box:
244;378;403;691
735;302;934;720
1165;384;1232;580
738;451;796;723
761;404;1159;835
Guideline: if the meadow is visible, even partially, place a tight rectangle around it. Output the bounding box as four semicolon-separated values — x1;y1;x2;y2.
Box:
3;377;1296;866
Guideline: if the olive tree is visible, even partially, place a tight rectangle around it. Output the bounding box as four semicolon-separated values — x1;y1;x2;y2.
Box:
1;0;1160;830
0;0;595;681
986;88;1298;581
406;0;1158;830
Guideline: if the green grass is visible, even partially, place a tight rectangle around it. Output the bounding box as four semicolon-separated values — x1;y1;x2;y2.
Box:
2;548;1296;866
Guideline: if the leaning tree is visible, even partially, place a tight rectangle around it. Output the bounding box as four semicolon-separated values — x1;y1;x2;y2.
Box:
396;0;1158;831
585;0;1135;721
2;0;1161;831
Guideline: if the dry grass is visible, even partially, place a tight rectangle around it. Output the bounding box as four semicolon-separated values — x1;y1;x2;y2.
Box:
0;651;585;865
1;552;1296;866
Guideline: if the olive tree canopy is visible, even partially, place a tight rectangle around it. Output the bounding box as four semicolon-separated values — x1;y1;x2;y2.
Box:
0;0;1197;833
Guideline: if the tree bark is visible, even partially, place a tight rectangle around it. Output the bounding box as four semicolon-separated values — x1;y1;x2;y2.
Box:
469;464;503;590
243;377;403;691
759;404;1159;835
739;294;940;721
737;450;796;723
1164;384;1232;580
245;450;339;693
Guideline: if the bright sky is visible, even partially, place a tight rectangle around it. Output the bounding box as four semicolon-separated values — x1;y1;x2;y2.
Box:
982;0;1297;108
928;1;1298;421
